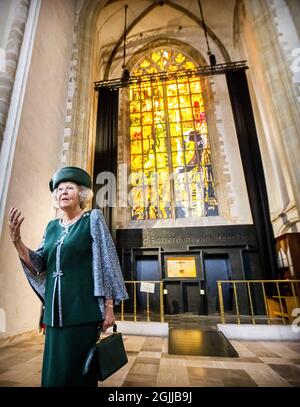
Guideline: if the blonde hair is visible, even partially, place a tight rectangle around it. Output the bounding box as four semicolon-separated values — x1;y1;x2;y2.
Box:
52;184;94;209
78;185;94;209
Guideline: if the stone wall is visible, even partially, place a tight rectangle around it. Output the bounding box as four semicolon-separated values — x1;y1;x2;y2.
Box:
68;1;253;230
0;0;76;339
0;0;29;147
234;0;300;236
58;0;299;236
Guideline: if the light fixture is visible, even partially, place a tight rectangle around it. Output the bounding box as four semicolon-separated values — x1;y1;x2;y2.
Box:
197;0;217;67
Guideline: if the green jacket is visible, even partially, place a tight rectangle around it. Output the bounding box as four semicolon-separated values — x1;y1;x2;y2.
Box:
21;209;129;326
43;213;101;326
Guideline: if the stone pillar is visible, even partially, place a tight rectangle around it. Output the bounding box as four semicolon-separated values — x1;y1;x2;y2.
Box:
0;0;29;147
236;0;300;235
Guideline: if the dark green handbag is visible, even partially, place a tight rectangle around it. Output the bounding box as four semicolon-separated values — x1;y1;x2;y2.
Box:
82;324;128;381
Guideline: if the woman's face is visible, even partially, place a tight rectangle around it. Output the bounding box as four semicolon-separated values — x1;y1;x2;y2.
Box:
57;182;80;211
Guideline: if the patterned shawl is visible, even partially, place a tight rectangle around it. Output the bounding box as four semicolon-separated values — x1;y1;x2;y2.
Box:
20;209;128;320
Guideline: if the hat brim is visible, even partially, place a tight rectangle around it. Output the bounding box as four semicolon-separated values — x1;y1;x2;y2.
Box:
49;166;92;192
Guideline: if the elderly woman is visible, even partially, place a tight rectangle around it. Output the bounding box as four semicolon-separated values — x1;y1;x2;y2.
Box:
8;166;128;387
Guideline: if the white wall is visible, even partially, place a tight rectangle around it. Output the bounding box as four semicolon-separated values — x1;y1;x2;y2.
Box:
0;0;76;339
234;0;300;236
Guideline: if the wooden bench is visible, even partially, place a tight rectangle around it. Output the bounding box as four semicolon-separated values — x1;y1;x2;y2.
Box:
267;296;299;323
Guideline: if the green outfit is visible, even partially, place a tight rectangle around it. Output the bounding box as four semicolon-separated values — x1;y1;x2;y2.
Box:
21;207;129;387
41;212;102;387
42;322;99;387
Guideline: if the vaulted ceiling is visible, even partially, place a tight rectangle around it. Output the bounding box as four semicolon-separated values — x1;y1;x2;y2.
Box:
87;0;238;79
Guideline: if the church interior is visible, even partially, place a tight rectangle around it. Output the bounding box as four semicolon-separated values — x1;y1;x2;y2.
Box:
0;0;300;388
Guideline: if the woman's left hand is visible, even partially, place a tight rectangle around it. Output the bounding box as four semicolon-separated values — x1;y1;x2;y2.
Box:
102;307;115;333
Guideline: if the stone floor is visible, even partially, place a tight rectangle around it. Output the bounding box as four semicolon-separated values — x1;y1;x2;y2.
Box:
0;329;300;387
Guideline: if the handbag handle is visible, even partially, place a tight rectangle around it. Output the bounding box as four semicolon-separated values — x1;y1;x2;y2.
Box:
97;323;117;341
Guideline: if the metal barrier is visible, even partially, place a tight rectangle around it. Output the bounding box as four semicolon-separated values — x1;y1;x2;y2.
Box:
217;279;300;325
117;281;165;323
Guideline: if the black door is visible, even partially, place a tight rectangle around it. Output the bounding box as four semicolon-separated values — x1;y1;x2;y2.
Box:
182;283;201;313
164;282;181;314
164;282;202;315
204;255;232;314
136;256;160;314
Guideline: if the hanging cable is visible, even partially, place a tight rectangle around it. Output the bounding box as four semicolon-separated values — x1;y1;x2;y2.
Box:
122;4;130;82
197;0;216;66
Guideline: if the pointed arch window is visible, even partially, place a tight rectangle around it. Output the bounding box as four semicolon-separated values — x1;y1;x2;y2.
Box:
129;48;218;220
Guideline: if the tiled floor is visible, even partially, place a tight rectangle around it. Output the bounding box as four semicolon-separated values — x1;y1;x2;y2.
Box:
0;330;299;387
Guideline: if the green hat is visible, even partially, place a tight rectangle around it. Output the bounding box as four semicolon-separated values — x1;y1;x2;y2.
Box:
49;166;92;192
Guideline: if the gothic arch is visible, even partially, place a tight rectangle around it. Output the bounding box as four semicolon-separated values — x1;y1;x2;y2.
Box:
69;0;232;180
125;37;207;73
116;40;231;225
233;0;246;49
103;0;231;79
67;0;109;170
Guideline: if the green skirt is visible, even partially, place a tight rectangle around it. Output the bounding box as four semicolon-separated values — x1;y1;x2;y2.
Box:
41;322;100;387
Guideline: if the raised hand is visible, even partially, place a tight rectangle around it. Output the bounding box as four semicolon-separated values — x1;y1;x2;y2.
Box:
8;207;24;243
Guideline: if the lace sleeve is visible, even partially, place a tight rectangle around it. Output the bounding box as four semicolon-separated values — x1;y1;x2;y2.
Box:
20;237;47;302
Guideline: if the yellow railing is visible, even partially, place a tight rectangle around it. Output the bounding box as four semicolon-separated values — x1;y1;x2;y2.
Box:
117;281;165;323
217;279;300;325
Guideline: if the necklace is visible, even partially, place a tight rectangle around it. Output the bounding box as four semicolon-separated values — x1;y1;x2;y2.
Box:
59;211;84;227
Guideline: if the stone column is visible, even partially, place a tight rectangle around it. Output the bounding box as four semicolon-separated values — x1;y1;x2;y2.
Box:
0;0;30;147
247;0;300;226
236;0;300;235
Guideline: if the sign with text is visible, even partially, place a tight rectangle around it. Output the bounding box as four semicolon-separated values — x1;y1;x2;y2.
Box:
140;282;155;294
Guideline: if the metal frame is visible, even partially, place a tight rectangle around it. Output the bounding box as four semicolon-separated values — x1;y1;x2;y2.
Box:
217;279;300;325
94;61;248;90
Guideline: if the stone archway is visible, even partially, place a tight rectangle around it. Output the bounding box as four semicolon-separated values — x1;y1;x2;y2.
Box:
115;38;232;227
66;0;232;181
64;0;108;172
103;0;231;80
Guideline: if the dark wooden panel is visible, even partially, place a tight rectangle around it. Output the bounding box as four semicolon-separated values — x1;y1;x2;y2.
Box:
117;225;257;250
136;258;160;313
204;255;232;314
164;282;181;314
182;283;200;313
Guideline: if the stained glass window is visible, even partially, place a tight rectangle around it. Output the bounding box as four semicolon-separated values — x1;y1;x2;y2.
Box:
129;48;218;220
